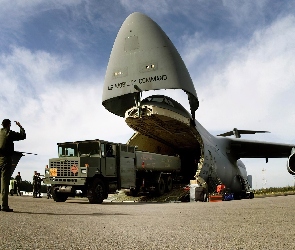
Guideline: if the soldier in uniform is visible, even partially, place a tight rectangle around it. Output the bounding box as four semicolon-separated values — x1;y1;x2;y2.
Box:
46;184;52;199
32;171;38;198
15;172;22;196
36;173;42;197
0;119;26;212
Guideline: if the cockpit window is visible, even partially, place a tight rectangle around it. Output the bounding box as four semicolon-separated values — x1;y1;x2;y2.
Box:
141;95;190;118
144;96;174;107
164;98;174;107
151;97;163;103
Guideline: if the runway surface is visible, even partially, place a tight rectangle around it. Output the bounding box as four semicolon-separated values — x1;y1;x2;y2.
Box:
1;195;295;250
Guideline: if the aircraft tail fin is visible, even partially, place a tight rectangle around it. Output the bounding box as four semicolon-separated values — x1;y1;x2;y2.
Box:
217;128;270;138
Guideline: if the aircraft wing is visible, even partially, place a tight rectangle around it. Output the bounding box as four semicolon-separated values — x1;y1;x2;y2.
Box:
226;137;295;159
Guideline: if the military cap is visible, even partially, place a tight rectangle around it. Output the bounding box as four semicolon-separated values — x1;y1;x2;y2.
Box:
2;119;11;127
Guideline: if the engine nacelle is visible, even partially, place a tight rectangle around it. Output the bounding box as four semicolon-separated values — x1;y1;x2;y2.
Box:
287;150;295;175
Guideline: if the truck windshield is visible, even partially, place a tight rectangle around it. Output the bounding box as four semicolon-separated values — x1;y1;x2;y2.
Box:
58;144;77;157
78;142;100;156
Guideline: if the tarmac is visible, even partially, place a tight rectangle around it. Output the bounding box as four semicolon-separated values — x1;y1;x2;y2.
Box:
1;195;295;250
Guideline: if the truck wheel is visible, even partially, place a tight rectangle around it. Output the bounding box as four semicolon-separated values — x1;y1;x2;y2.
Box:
52;192;68;202
88;178;105;204
165;176;173;192
156;178;165;196
129;188;139;197
233;193;242;200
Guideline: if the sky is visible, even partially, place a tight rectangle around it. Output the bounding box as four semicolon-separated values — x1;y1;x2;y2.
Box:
1;0;295;188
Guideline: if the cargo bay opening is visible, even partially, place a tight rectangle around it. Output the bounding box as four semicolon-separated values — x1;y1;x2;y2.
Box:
125;95;204;184
127;131;203;184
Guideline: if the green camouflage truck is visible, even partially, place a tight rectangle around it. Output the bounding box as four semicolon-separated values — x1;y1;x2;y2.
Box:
44;139;181;203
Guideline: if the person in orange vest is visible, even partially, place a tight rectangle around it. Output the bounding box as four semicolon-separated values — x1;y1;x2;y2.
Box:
216;184;226;194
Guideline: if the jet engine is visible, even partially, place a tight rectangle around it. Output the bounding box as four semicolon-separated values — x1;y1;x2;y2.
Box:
287;150;295;175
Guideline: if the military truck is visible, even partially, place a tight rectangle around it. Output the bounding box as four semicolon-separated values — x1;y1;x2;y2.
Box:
43;139;181;203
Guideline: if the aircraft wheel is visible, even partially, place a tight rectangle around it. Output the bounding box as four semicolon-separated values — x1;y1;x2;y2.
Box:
156;177;165;196
233;193;242;200
88;178;106;204
165;176;173;192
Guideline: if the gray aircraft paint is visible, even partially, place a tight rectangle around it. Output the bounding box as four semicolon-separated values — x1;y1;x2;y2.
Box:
103;12;198;118
103;12;295;195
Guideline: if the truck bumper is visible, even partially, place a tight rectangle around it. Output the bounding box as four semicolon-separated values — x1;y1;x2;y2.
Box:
44;177;86;186
55;186;74;193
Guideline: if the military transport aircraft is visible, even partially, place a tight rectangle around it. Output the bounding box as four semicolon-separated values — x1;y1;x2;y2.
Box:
102;12;295;198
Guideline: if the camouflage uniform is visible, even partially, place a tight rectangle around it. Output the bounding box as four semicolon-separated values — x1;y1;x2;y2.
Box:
15;172;22;196
36;173;42;197
47;184;52;199
32;171;38;198
0;119;26;211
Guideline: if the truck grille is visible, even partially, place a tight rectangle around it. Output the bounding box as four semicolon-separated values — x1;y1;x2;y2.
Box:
50;160;79;177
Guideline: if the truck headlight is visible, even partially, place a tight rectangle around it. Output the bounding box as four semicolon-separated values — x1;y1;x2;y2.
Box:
81;169;87;174
45;170;49;175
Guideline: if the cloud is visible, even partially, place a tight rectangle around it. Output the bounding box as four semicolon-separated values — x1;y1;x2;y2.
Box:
0;1;82;47
0;47;71;114
0;1;126;56
0;46;133;182
185;15;295;141
120;0;170;16
221;0;268;25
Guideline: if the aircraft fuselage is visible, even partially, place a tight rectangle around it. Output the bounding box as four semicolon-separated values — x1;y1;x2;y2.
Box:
102;12;294;197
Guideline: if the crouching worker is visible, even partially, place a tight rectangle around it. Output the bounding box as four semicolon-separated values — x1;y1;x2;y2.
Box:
0;119;26;212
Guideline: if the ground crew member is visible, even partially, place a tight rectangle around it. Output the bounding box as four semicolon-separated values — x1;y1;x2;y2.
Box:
32;171;38;198
46;184;52;199
0;119;26;212
9;179;15;196
15;171;22;196
37;173;42;197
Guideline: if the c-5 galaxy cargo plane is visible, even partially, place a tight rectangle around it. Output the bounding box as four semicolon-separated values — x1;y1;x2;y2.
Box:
102;12;295;199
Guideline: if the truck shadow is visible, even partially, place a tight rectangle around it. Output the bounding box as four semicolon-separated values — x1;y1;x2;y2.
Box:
67;201;169;205
13;211;129;216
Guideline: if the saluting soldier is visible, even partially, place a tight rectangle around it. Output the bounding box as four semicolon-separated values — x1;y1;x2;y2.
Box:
0;119;26;212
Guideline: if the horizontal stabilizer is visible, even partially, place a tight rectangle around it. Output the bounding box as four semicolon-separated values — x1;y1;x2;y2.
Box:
217;128;270;138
